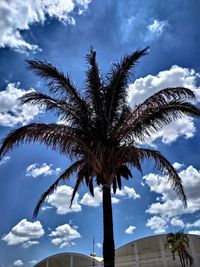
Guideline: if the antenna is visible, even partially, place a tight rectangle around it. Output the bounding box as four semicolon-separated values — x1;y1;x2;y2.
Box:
93;237;95;255
90;237;96;266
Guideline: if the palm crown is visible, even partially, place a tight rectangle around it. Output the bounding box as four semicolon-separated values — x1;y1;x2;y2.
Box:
1;47;200;217
166;230;193;266
1;47;200;267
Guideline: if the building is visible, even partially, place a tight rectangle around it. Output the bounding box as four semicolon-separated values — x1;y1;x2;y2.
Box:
34;252;103;267
35;234;200;267
116;234;200;267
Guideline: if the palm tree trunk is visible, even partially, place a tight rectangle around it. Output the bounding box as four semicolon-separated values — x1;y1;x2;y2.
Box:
102;185;115;267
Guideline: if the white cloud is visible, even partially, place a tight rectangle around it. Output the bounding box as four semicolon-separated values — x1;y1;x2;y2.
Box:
13;260;23;266
0;83;43;127
147;20;168;34
146;216;167;234
80;187;121;207
80;186;139;207
45;185;140;213
186;219;200;229
0;156;10;166
173;162;184;170
188;230;200;235
125;225;136;234
2;219;44;247
116;186;140;200
26;163;61;178
80;187;102;207
144;166;200;232
111;197;120;204
96;242;102;248
22;240;39;248
29;261;37;265
0;0;92;53
170;217;185;228
49;223;81;248
128;65;200;145
41;205;52;211
46;185;82;214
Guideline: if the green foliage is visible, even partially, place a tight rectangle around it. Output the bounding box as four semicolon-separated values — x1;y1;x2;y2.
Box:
166;230;193;266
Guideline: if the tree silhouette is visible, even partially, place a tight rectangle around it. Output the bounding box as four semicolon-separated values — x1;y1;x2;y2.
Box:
166;230;193;266
1;48;200;266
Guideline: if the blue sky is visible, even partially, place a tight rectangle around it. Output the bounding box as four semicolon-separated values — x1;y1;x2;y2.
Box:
0;0;200;266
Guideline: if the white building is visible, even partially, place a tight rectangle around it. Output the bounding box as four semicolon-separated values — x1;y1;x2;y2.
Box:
35;234;200;267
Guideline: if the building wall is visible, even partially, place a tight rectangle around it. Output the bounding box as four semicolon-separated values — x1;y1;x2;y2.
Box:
34;253;102;267
115;234;200;267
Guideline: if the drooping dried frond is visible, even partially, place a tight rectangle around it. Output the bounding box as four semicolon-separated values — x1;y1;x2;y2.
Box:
118;87;200;143
26;60;88;113
132;147;187;206
20;92;80;123
70;164;91;207
0;123;92;159
104;47;148;131
33;160;84;217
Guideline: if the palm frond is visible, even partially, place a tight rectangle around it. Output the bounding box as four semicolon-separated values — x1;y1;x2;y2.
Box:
0;123;91;159
20;92;80;123
184;249;193;266
135;147;187;206
27;60;80;100
85;48;104;122
118;165;133;179
70;165;88;207
116;174;122;190
112;177;117;194
33;160;83;217
104;47;148;130
118;88;200;142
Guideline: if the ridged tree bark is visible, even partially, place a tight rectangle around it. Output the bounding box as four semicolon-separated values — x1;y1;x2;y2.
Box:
103;185;115;267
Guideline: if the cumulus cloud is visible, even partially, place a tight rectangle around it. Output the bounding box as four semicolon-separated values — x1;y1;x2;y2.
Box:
147;20;168;34
80;187;102;207
115;186;140;200
146;216;167;234
80;186;139;207
0;156;10;166
43;184;139;214
0;0;92;53
144;165;200;233
128;65;200;146
186;219;200;229
173;162;184;170
26;163;61;178
2;219;44;247
170;217;185;228
49;223;81;248
46;185;82;214
80;187;121;207
22;240;39;248
0;83;43;127
13;260;23;266
96;242;102;248
125;225;136;234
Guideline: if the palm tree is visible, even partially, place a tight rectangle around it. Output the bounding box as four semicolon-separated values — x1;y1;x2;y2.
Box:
166;230;193;266
1;47;200;267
